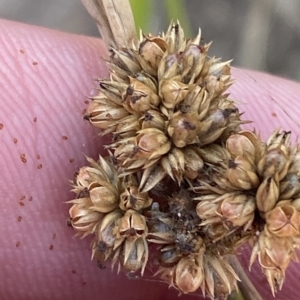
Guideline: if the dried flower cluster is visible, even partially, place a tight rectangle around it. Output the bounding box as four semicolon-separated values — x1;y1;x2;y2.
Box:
68;23;300;299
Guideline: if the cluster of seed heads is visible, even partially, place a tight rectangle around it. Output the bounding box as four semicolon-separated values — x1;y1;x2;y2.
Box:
68;23;300;299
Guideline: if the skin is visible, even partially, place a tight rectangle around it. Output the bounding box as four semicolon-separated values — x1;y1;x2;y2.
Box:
1;18;300;300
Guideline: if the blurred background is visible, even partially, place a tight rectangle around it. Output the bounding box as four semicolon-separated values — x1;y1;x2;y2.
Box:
1;0;300;81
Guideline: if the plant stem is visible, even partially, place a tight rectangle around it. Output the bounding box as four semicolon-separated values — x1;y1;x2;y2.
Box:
228;255;263;300
81;0;138;48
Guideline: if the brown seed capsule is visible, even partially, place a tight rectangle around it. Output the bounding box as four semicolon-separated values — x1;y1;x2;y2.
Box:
121;237;149;274
86;94;129;130
116;209;148;239
160;78;189;109
266;201;300;237
88;181;119;213
139;37;167;70
226;157;259;190
256;176;279;213
122;78;160;112
280;172;300;199
249;228;295;296
140;109;167;131
68;201;104;236
204;255;239;299
173;255;204;293
217;193;255;229
167;112;199;148
226;130;263;164
119;176;152;211
135;128;171;160
257;147;290;180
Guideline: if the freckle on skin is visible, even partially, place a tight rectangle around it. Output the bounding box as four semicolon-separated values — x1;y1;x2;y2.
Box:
84;100;89;105
70;158;75;163
20;153;27;163
37;154;41;160
20;195;26;200
19;202;25;206
37;164;42;169
29;196;33;201
72;270;76;274
82;282;86;286
52;233;56;239
20;49;25;54
16;241;21;247
32;62;38;66
271;112;277;117
49;245;54;250
33;117;37;122
13;138;18;144
0;123;3;130
17;216;22;222
62;135;68;140
82;108;87;115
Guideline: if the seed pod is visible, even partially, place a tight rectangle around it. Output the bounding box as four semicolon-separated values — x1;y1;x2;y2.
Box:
226;157;259;190
266;201;300;237
86;95;129;130
122;78;160;113
204;255;239;299
226;130;263;164
257;147;290;180
198;107;239;146
88;181;119;213
122;237;149;274
160;78;189;109
159;246;181;267
173;255;204;293
135;128;171;160
69;202;104;236
140;109;167;131
217;193;255;230
119;176;152;211
167;112;199;148
139;37;167;71
249;228;296;296
280;172;300;199
116;209;148;239
256;176;279;214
